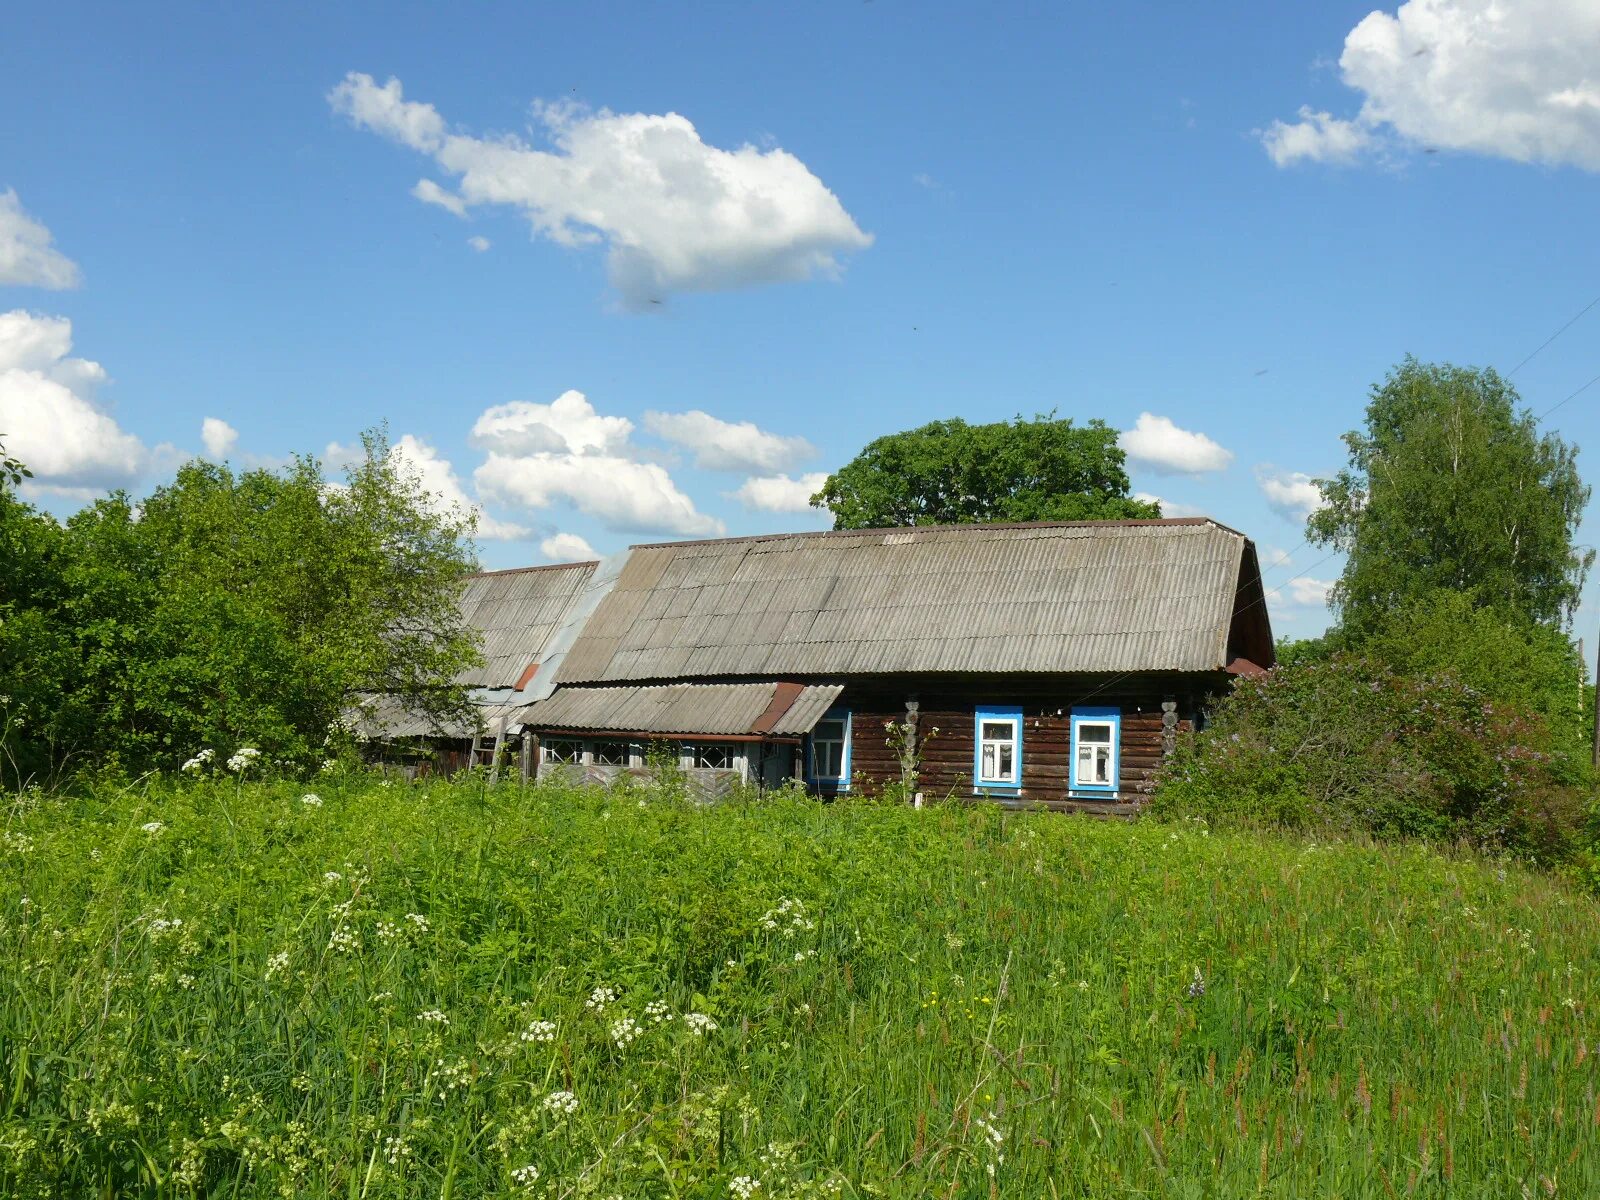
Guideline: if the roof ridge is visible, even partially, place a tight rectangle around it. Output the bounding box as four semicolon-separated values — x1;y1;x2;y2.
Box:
467;561;599;579
628;516;1244;552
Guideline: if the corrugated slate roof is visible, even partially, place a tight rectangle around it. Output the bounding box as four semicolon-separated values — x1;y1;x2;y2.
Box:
456;562;598;689
521;682;843;736
554;519;1251;683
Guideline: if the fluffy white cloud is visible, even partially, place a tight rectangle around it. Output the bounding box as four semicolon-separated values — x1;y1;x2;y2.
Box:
1266;0;1600;170
1283;576;1336;607
1131;491;1208;519
476;450;722;537
471;389;632;456
644;409;815;473
0;310;146;493
1261;108;1374;166
1257;468;1325;521
390;433;529;540
729;472;830;513
540;532;598;562
0;190;81;290
469;389;722;536
467;235;491;253
329;72;873;307
1120;413;1233;475
412;178;467;217
201;417;238;459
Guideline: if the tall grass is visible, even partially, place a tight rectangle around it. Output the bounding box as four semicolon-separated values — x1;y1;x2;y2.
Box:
0;773;1595;1196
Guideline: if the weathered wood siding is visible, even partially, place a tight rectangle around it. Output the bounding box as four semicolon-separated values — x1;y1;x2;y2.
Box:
838;675;1210;814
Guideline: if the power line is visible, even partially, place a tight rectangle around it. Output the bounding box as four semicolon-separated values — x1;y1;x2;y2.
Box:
1510;292;1600;377
1537;368;1600;421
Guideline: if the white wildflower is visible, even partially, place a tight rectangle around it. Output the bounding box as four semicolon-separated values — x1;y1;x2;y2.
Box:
226;747;261;773
520;1020;557;1043
383;1134;410;1165
644;999;673;1024
585;985;617;1011
327;927;361;954
405;912;430;932
542;1089;578;1116
683;1012;718;1036
376;920;398;943
147;916;183;938
511;1163;540;1188
416;1009;449;1024
266;950;290;980
322;871;343;884
140;821;166;835
180;749;214;773
300;793;323;807
609;1016;641;1049
729;1176;761;1199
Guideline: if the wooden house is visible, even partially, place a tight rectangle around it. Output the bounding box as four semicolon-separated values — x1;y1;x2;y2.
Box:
511;518;1273;811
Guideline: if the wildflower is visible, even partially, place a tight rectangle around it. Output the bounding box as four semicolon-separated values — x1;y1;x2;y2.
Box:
147;916;183;937
684;1012;718;1036
645;1000;673;1024
610;1017;641;1048
376;920;398;942
300;793;323;807
793;949;816;963
542;1090;579;1116
323;871;343;884
1186;966;1206;999
405;912;430;932
265;950;290;980
177;973;195;989
416;1009;449;1024
729;1177;761;1199
141;821;166;835
511;1164;540;1188
327;928;361;954
226;747;261;773
383;1134;411;1165
180;749;214;773
520;1019;557;1043
585;985;617;1011
320;759;338;773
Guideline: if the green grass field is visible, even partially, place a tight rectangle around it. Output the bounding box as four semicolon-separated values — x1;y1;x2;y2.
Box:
1;773;1596;1197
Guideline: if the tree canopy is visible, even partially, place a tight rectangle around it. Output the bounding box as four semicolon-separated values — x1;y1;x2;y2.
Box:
0;430;482;786
811;413;1159;529
1309;358;1592;637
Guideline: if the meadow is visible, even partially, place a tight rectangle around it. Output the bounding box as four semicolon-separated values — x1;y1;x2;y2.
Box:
0;772;1596;1197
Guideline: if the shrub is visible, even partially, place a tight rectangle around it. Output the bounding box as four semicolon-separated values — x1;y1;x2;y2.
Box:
1150;655;1588;864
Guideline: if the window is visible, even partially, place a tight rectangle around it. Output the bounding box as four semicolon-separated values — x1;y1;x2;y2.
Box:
1070;707;1120;793
540;738;583;765
973;706;1023;792
808;709;851;789
687;743;739;770
592;741;632;767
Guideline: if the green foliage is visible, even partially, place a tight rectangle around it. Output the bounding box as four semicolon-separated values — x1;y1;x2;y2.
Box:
0;430;481;784
1310;358;1593;637
1152;656;1588;864
812;412;1158;529
1;776;1596;1197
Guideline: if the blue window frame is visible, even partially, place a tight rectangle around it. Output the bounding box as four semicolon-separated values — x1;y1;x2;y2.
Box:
807;708;851;791
973;705;1023;793
1070;706;1120;794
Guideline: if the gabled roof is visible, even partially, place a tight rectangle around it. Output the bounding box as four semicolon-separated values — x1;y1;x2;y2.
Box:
455;562;598;689
522;682;842;737
552;518;1270;683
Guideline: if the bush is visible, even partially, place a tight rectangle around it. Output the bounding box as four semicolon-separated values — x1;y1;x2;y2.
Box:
1150;655;1588;864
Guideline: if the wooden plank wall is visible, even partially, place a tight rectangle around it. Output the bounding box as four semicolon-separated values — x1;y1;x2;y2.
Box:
841;677;1207;814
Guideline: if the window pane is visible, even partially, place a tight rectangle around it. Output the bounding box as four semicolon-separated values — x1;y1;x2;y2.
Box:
996;743;1014;780
1093;747;1110;783
815;719;845;742
542;739;582;764
980;721;1013;741
819;742;843;778
593;741;629;766
981;743;997;778
1079;723;1111;744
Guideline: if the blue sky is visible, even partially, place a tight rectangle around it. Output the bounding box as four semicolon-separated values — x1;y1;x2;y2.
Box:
4;1;1600;639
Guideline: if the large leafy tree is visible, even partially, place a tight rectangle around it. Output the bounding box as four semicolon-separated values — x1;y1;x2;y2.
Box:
0;429;483;784
812;413;1159;529
1310;358;1592;638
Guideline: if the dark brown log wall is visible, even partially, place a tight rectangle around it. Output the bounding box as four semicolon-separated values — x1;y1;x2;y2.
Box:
837;674;1212;814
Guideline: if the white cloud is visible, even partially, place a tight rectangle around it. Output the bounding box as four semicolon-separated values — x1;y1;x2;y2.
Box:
1259;543;1296;571
1131;491;1208;519
201;417;238;459
1257;468;1325;521
471;390;633;456
412;178;467;217
1266;0;1600;171
729;472;830;513
1280;576;1335;607
0;309;147;493
644;409;815;473
1120;413;1233;475
467;235;491;252
1261;108;1375;166
540;531;598;562
390;433;529;540
0;190;81;290
469;388;722;537
329;72;873;307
